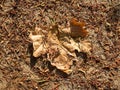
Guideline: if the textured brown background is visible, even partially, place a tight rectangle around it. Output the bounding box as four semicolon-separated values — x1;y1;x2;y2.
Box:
0;0;120;90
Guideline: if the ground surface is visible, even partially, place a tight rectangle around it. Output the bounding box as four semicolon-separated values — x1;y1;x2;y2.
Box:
0;0;120;90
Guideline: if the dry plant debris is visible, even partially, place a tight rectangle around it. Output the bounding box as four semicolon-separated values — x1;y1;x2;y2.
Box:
70;18;88;38
29;19;91;74
1;0;120;89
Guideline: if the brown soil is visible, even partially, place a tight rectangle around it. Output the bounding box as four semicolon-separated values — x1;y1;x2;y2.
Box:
0;0;120;90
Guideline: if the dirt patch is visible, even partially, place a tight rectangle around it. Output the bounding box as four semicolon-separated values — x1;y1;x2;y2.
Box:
0;0;120;90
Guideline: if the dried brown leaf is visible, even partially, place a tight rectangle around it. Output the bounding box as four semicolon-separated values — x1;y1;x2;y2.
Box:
29;23;91;74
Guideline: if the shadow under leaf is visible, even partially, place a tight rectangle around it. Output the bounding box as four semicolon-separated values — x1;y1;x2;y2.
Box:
28;43;38;68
